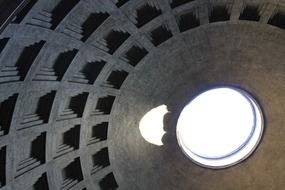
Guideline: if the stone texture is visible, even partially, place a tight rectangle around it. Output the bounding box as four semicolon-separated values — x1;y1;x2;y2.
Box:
0;0;284;190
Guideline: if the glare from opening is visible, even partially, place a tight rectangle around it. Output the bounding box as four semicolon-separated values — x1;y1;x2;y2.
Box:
177;87;264;168
139;105;168;146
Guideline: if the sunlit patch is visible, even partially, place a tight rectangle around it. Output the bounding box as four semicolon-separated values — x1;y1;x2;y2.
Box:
139;105;168;146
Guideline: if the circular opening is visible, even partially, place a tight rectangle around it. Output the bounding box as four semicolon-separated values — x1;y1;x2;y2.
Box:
176;87;264;169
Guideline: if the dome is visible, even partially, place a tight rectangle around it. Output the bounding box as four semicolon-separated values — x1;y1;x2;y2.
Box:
0;0;284;189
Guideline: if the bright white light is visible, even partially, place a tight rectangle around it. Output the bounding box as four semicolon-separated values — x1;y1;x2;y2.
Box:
139;105;168;146
177;87;264;168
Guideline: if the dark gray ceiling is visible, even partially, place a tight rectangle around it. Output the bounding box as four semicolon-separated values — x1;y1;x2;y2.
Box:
0;0;285;190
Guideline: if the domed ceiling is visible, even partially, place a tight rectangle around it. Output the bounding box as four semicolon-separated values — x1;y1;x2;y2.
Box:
0;0;285;189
